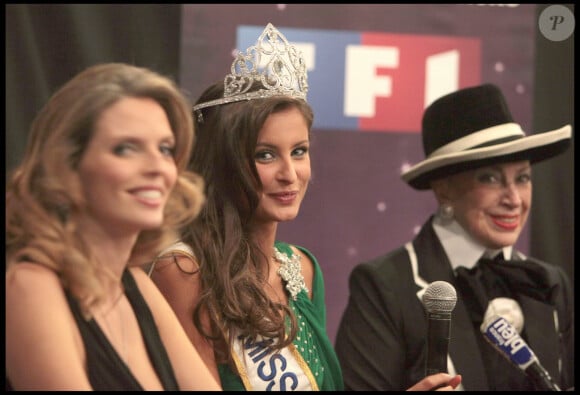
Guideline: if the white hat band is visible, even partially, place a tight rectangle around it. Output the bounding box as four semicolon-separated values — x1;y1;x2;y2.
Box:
429;123;525;158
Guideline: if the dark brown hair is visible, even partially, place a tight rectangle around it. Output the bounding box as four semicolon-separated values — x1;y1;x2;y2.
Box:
184;80;314;366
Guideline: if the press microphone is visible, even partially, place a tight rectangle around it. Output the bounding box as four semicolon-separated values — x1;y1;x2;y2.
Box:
481;315;561;391
421;281;457;376
483;297;524;334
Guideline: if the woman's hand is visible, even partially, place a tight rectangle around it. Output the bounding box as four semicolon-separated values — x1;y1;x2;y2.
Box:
407;373;462;391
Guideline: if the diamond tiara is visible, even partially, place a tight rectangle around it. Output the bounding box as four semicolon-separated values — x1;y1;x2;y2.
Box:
192;23;309;112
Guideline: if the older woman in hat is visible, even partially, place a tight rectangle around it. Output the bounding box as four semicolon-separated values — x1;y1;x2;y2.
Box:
334;84;574;391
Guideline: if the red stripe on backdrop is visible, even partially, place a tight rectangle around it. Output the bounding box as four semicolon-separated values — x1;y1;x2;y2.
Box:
359;32;481;132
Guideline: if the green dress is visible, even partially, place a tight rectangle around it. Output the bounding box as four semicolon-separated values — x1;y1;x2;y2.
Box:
218;241;343;391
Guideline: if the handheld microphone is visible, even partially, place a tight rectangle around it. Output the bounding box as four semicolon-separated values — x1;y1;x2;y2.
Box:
421;281;457;376
481;315;561;391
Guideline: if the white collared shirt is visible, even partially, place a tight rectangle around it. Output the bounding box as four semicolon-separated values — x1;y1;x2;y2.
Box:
431;216;513;271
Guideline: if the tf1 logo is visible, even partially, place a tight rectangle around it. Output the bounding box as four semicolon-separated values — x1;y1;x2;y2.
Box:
238;25;481;133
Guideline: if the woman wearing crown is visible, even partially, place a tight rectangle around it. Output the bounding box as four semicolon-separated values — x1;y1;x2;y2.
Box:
146;23;461;391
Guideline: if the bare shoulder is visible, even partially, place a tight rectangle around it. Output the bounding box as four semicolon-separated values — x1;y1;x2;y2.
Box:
130;260;201;317
151;249;200;275
6;263;89;389
6;263;65;320
6;262;63;300
145;247;202;306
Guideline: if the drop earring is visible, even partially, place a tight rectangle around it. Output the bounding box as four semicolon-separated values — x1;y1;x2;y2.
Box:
438;203;454;220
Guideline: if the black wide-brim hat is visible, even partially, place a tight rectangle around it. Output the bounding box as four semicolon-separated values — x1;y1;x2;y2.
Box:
401;83;572;190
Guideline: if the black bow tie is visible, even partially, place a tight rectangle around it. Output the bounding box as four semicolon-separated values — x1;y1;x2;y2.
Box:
455;256;559;323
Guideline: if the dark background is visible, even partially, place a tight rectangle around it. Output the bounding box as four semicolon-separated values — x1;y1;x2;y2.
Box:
6;4;574;324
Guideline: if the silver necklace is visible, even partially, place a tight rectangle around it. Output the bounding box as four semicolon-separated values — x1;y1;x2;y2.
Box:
273;246;308;300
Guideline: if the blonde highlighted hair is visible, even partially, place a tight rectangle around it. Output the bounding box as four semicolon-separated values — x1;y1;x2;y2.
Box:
6;63;204;317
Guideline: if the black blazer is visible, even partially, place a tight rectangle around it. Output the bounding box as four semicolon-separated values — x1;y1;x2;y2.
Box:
335;216;574;391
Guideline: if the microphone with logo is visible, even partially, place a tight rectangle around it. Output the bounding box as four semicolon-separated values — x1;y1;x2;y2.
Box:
421;281;458;376
483;297;524;335
480;315;561;391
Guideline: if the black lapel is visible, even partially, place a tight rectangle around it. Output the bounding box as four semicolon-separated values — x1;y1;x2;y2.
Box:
519;296;560;380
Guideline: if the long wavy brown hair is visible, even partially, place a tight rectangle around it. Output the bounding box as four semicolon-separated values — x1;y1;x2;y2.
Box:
6;62;205;318
184;80;314;367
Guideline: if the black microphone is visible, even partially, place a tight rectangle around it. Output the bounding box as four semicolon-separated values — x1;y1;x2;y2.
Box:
421;281;458;376
481;315;561;391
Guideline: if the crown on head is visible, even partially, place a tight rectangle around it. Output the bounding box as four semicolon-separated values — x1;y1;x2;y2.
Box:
192;23;309;112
